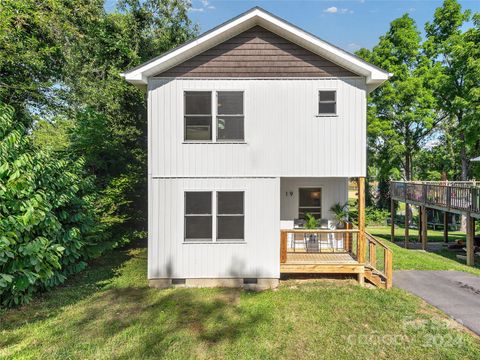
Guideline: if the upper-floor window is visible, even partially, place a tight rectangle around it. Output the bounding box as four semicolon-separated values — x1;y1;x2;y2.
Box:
184;91;244;142
217;91;244;141
318;90;336;115
184;91;212;141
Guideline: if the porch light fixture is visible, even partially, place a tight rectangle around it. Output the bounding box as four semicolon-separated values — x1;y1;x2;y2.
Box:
310;191;321;199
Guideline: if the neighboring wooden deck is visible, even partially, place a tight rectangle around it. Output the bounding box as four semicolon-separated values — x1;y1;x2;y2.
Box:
391;181;480;218
390;181;478;266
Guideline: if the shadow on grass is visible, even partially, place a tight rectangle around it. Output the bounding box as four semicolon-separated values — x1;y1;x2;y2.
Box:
3;285;269;357
368;226;479;270
1;237;271;357
0;239;145;331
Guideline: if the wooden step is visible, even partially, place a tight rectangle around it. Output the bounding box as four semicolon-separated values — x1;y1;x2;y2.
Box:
364;268;387;289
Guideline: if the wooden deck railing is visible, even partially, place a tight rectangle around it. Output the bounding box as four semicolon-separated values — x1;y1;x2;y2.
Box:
280;228;360;264
365;232;393;289
391;181;480;215
280;228;393;289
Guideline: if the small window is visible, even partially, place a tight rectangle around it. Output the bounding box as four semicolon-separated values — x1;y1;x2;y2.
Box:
318;91;336;115
217;191;244;240
299;188;322;219
185;92;212;141
217;92;244;141
185;192;212;241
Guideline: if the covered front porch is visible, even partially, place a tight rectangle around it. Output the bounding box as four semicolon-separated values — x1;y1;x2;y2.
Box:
278;177;392;288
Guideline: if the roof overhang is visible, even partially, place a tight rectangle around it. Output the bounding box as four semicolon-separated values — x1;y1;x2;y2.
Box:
122;7;391;92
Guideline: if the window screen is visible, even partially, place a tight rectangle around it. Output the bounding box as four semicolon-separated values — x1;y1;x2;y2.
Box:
298;188;322;219
217;92;244;141
184;92;212;141
185;192;212;241
217;191;244;240
318;91;336;115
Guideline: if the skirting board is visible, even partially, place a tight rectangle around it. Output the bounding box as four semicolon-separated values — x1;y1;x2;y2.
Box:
149;278;279;291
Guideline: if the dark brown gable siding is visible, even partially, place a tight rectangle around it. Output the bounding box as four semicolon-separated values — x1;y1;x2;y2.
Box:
156;26;357;78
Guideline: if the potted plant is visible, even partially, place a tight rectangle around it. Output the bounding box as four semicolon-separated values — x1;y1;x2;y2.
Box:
330;202;349;229
304;213;318;246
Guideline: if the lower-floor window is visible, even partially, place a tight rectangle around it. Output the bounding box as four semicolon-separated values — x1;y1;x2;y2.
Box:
185;192;212;241
184;190;245;242
217;191;244;240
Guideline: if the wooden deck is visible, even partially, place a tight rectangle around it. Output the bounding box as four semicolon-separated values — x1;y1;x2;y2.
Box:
280;251;364;275
285;252;358;264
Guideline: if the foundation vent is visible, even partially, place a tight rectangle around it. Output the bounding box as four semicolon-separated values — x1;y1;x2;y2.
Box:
171;278;186;285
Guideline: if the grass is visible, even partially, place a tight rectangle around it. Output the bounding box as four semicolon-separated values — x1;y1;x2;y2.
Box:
368;226;480;275
369;225;466;243
1;241;480;359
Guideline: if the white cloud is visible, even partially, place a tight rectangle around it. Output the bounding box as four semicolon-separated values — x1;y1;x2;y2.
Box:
324;6;338;13
323;6;353;14
190;0;215;12
347;43;362;51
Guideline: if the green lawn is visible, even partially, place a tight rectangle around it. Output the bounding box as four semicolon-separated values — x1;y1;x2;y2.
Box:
368;226;480;275
369;225;466;243
1;241;480;359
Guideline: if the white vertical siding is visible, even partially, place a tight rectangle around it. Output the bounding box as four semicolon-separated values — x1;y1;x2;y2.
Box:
149;177;280;279
148;78;367;178
280;177;348;221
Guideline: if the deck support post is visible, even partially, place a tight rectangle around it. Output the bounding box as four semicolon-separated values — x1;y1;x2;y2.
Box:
404;203;410;249
466;215;475;266
280;230;287;264
421;206;428;250
390;198;395;243
345;222;352;252
444;212;449;243
357;272;364;287
357;177;366;263
418;206;422;243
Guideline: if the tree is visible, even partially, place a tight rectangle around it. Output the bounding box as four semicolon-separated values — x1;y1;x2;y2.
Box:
0;104;101;306
360;14;438;181
62;0;197;233
424;0;478;181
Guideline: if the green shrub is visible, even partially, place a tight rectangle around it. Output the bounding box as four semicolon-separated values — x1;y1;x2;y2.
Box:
365;207;390;226
0;104;102;306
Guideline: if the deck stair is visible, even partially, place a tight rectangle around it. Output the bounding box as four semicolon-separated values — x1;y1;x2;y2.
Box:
364;232;393;289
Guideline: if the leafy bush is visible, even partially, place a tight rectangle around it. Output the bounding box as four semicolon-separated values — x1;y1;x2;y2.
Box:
0;105;102;306
365;207;390;226
346;199;389;227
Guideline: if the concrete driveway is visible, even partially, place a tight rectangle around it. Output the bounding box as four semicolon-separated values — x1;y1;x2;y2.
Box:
394;270;480;335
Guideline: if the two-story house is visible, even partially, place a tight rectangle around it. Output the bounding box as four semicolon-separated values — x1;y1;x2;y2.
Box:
123;8;391;290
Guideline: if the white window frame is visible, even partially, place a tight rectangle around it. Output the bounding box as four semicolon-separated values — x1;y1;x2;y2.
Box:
183;91;213;142
184;191;214;241
216;190;245;241
317;90;337;116
216;91;245;143
183;190;246;243
183;90;246;143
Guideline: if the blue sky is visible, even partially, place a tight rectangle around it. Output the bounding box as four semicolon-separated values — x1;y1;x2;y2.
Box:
105;0;480;52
